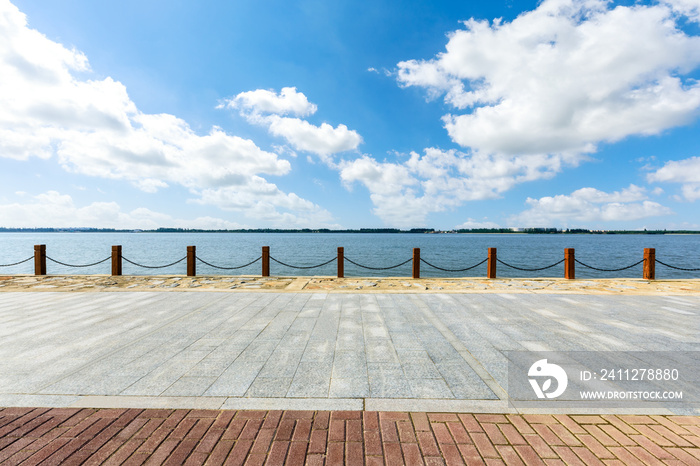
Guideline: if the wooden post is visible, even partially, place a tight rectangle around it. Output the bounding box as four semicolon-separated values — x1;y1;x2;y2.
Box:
412;248;420;279
34;244;46;275
111;245;122;276
187;246;196;277
487;247;497;279
262;246;270;277
643;248;655;280
337;247;344;278
565;248;575;280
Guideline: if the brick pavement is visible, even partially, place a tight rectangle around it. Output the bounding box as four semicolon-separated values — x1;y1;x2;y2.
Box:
1;408;699;465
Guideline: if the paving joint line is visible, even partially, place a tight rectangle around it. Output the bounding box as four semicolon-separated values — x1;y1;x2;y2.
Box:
32;292;239;394
408;294;508;402
200;292;296;398
264;292;316;398
152;293;279;397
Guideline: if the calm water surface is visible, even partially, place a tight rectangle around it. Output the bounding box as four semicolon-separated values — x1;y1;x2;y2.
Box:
1;232;699;279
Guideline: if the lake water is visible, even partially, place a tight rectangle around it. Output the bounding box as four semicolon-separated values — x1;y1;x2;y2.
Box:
1;232;699;279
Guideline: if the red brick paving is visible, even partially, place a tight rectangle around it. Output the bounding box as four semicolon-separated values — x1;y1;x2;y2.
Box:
1;408;699;465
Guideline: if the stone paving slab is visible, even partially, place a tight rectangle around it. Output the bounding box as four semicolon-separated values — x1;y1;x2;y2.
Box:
1;292;698;415
1;407;700;465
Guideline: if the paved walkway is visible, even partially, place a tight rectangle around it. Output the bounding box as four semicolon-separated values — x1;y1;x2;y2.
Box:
1;290;699;464
1;292;698;414
2;407;700;465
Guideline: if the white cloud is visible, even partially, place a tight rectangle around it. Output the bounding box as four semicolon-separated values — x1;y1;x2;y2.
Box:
664;0;700;21
54;113;290;190
0;191;247;229
264;115;362;161
562;184;648;204
224;87;362;161
647;156;700;201
397;0;700;156
193;180;339;228
340;148;581;226
509;185;673;227
340;0;700;226
221;86;317;117
455;219;501;229
0;1;326;227
680;184;700;201
339;155;421;226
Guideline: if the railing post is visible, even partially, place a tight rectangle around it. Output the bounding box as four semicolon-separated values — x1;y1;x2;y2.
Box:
337;247;344;278
111;245;122;276
262;246;270;277
34;244;46;275
644;248;655;280
487;247;497;279
565;248;575;280
187;246;196;277
412;248;420;279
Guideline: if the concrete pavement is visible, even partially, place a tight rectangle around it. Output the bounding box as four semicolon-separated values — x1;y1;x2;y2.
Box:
1;292;698;415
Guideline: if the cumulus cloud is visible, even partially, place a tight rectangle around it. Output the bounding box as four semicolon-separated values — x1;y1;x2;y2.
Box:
647;156;700;201
54;113;291;191
264;115;361;161
338;0;700;226
221;86;317;117
0;191;248;229
191;176;339;227
340;155;422;226
222;87;362;161
0;1;326;227
397;0;700;156
509;185;673;227
663;0;700;21
454;219;501;229
340;148;581;226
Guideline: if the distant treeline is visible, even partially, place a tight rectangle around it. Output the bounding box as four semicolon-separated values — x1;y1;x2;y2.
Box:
0;227;435;233
1;227;699;234
455;228;700;234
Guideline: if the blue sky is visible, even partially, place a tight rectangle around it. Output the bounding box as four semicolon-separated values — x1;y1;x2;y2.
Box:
1;0;700;230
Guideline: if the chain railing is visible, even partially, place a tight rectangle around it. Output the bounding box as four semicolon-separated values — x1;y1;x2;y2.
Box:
498;258;565;272
420;257;488;272
196;255;262;270
2;245;698;280
46;256;111;268
575;258;645;272
656;260;700;272
121;256;187;269
345;257;412;271
0;256;33;267
270;256;337;270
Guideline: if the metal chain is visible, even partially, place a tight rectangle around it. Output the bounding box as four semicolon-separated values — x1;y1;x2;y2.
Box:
420;257;488;272
196;256;262;270
656;260;700;272
17;252;699;275
270;256;336;269
122;256;186;269
496;258;565;272
575;258;644;272
46;256;111;268
344;257;412;271
0;256;33;267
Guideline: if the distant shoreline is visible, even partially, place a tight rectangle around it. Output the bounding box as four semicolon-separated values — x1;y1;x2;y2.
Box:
1;227;699;235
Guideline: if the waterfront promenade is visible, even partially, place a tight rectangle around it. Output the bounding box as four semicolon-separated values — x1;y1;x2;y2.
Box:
1;277;699;463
